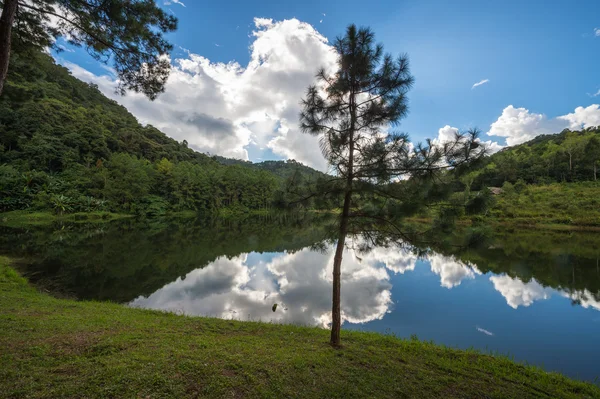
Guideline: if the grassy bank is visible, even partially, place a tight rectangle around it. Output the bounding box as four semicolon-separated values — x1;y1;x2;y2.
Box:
407;183;600;232
0;209;296;227
488;182;600;228
0;210;133;227
1;258;598;398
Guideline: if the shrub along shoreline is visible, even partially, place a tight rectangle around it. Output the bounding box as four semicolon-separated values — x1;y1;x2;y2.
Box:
1;257;598;398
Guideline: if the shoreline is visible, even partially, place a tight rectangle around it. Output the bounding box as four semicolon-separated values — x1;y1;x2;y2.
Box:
4;209;600;233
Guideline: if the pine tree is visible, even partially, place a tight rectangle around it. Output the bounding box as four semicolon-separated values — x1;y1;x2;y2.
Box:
0;0;177;98
300;24;486;346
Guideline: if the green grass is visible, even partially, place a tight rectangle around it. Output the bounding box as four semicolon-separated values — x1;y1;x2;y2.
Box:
488;182;600;229
0;210;133;227
1;257;598;398
409;183;600;232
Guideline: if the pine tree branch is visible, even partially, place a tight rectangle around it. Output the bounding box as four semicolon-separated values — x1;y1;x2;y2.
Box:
18;2;154;58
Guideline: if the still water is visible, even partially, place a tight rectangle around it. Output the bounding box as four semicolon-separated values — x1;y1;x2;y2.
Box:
1;215;599;381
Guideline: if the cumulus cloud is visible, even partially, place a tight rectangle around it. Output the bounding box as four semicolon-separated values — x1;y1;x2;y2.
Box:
471;79;489;89
561;289;600;312
358;246;418;274
489;275;552;309
433;125;460;146
428;254;481;289
486;106;563;147
62;18;338;170
490;274;600;312
486;104;600;147
130;239;600;329
131;245;394;327
434;125;504;154
595;28;600;37
557;104;600;129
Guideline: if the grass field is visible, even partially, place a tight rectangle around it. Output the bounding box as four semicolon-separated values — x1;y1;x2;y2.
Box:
488;182;600;228
0;210;133;227
1;257;598;398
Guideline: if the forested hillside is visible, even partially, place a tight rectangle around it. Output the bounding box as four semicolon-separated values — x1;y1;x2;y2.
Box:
471;128;600;189
213;156;328;180
0;49;322;215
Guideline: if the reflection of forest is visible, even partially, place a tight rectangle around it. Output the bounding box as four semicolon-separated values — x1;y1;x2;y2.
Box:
421;228;600;306
1;217;599;311
0;213;335;302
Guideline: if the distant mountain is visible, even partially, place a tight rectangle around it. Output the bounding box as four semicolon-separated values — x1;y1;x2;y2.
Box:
212;156;328;180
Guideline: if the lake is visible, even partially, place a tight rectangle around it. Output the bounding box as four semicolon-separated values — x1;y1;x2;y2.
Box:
1;214;599;382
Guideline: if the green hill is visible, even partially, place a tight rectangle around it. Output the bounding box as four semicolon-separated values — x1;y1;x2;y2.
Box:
212;156;328;181
472;128;600;188
0;49;324;216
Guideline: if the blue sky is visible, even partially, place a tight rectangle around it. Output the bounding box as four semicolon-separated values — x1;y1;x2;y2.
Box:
57;0;600;169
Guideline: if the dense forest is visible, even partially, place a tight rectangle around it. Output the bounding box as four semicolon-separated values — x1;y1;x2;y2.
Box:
470;128;600;189
0;49;324;216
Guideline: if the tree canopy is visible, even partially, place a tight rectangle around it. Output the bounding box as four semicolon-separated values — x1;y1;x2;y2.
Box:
469;128;600;188
0;0;177;98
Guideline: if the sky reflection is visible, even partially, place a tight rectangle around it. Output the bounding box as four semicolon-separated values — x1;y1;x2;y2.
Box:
131;242;600;330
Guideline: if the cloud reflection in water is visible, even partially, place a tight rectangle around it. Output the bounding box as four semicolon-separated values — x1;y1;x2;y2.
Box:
131;243;600;328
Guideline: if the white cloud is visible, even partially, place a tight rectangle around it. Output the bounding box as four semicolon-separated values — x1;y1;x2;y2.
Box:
254;18;274;28
561;289;600;312
164;0;185;7
131;244;394;328
358;246;417;274
471;79;489;89
557;104;600;129
61;18;338;170
490;275;552;309
594;28;600;37
487;104;600;147
588;89;600;98
428;254;481;289
433;125;459;146
487;106;564;146
491;274;600;312
434;125;504;154
481;139;504;153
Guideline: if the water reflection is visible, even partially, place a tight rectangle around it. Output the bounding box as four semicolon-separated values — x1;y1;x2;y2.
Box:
130;240;600;330
490;275;552;309
131;246;395;327
428;254;481;288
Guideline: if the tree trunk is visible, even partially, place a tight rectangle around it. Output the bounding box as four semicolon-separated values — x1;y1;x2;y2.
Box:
330;191;350;346
330;73;357;347
594;163;597;182
0;0;18;96
568;152;572;180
